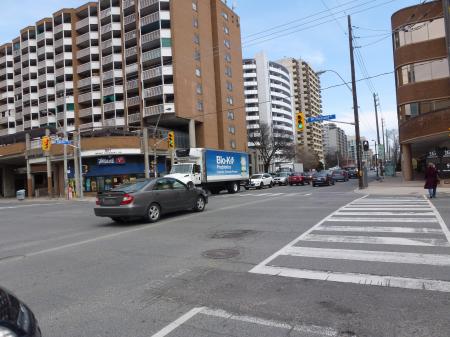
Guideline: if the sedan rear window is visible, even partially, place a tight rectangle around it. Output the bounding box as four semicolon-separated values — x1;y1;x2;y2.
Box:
251;174;262;179
111;180;150;193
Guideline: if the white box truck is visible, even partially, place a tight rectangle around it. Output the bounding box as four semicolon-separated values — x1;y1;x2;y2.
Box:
166;148;249;194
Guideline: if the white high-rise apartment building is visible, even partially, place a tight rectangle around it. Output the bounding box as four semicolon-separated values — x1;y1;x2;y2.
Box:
278;57;324;161
243;52;295;146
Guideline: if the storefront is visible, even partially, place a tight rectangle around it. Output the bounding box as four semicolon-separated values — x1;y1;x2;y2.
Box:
82;155;167;192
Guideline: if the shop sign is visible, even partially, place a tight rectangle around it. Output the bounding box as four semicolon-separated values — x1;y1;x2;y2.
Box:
97;156;126;165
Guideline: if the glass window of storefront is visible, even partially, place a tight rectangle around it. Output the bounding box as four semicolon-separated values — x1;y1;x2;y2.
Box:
394;18;445;48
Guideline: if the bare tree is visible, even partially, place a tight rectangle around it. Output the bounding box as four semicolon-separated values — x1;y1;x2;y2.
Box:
248;122;295;172
296;146;320;171
324;151;344;169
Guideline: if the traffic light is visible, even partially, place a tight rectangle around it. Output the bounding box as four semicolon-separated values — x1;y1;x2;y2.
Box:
41;136;51;152
167;131;175;149
296;112;306;132
363;140;369;152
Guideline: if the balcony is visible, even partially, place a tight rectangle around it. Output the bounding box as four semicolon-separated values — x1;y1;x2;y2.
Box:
55;66;73;78
124;30;137;43
101;37;121;50
54;23;72;35
104;117;125;127
77;61;100;74
141;30;160;47
123;0;135;10
22;93;38;103
37;31;53;43
104;101;124;113
143;84;173;99
21;53;37;63
38;73;55;83
0;115;15;124
38;59;54;69
38;87;55;97
140;12;160;27
37;45;53;56
54;38;72;50
140;0;163;10
127;112;140;124
76;31;99;45
125;46;137;58
100;7;120;20
125;63;138;75
126;79;139;90
127;95;140;107
78;106;101;118
39;101;56;111
102;69;122;81
75;16;98;31
55;81;74;93
142;65;172;81
141;48;161;63
78;91;101;103
77;76;100;88
55;52;72;64
143;103;174;117
14;99;22;108
22;106;39;116
102;53;122;66
77;46;98;59
39;115;56;125
103;85;123;97
79;121;102;130
100;22;121;35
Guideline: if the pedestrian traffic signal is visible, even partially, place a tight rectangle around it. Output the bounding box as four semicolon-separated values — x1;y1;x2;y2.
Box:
296;112;306;132
41;136;51;152
363;140;369;151
167;131;175;149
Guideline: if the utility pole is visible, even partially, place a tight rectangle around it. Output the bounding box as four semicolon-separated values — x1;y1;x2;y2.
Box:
386;129;390;161
143;128;150;179
381;118;386;163
373;93;382;177
348;15;364;189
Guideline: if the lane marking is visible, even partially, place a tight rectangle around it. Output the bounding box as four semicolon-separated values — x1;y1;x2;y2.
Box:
151;306;338;337
151;307;205;337
201;307;338;337
0;191;295;264
327;217;438;223
335;211;435;216
315;226;443;234
251;265;450;293
301;234;450;247
0;203;64;210
426;196;450;244
283;246;450;266
249;195;369;272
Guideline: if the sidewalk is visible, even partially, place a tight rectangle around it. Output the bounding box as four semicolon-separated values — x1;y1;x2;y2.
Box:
0;196;96;204
356;174;450;196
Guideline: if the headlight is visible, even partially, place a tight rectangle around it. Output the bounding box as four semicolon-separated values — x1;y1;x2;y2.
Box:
0;327;18;337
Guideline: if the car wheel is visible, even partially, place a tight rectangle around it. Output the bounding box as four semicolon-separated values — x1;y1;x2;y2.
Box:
244;186;249;190
146;203;161;223
312;183;316;187
194;196;206;212
258;183;263;189
301;182;305;186
227;181;239;194
269;182;273;188
111;217;126;223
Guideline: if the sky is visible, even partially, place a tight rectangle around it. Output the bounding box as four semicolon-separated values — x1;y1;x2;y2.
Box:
0;0;423;150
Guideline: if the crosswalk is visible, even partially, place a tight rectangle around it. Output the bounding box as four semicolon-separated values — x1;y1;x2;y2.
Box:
250;196;450;292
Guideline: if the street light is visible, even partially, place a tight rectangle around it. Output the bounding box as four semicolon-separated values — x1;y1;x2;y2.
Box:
316;69;353;93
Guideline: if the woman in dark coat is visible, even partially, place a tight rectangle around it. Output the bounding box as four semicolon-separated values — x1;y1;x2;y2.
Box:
424;163;439;198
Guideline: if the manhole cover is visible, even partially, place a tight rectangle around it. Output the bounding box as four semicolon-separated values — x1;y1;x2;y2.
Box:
210;230;257;239
202;248;240;259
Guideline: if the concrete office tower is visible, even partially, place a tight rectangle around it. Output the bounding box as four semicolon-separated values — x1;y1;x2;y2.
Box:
278;57;324;162
242;52;295;146
392;1;450;180
322;122;348;161
0;0;247;151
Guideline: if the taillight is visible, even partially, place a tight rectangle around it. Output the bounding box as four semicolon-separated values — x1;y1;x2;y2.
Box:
95;197;100;205
120;193;134;205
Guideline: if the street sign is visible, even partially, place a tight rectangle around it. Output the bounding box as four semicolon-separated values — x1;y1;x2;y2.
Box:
306;114;336;123
378;144;385;159
53;139;72;145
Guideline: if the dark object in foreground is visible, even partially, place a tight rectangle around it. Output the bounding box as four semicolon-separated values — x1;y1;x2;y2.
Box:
0;286;41;337
312;171;335;187
94;178;208;223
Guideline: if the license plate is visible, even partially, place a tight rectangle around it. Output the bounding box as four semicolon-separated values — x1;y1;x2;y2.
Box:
102;198;116;205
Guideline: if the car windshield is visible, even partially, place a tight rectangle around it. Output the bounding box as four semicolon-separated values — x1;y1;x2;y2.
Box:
251;174;263;179
316;172;328;177
170;164;193;174
111;180;150;193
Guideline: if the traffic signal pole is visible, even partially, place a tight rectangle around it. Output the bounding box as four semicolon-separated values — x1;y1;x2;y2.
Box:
373;93;382;178
348;15;364;189
45;129;53;198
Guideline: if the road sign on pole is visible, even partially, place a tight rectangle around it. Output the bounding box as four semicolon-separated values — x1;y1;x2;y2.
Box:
306;114;336;123
54;139;72;145
378;144;385;159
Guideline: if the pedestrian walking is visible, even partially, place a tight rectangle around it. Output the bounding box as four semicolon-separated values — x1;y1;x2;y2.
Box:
424;163;439;198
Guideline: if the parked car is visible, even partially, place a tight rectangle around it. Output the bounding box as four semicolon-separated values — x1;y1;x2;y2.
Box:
0;286;41;337
246;173;274;190
332;169;349;182
312;171;335;187
94;178;208;223
303;172;314;184
273;172;290;186
346;168;359;179
288;172;306;186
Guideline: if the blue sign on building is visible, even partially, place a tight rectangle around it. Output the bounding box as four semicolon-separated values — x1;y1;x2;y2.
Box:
307;114;336;123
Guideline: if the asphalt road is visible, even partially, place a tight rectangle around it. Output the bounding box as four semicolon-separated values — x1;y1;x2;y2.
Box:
1;179;450;337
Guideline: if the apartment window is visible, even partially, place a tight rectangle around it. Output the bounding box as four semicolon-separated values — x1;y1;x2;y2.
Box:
196;83;203;94
193;33;200;44
227;110;234;120
192;1;198;11
221;11;229;20
194;50;201;61
228;126;235;134
161;38;172;47
224;39;231;49
230;140;236;149
197;100;203;112
224;26;230;35
195;67;201;77
227;96;233;105
224;52;232;62
226;81;233;91
193;18;199;28
225;66;232;77
397;58;449;86
394;18;445;48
